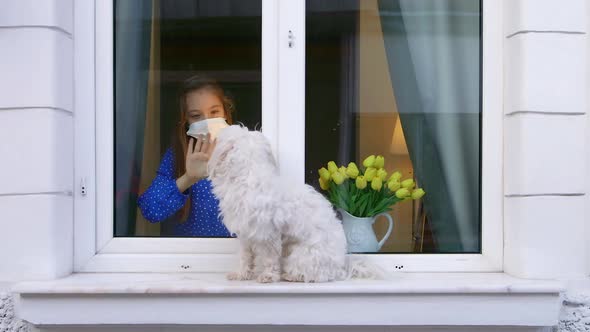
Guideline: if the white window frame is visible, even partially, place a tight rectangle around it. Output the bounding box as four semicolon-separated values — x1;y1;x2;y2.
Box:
74;0;503;273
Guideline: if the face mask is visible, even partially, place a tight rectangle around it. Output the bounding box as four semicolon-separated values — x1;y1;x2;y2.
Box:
186;117;229;142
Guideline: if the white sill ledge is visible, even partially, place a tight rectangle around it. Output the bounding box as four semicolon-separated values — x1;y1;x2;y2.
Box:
14;273;563;327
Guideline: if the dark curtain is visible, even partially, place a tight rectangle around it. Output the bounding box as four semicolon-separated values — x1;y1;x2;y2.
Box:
114;1;153;236
378;0;481;252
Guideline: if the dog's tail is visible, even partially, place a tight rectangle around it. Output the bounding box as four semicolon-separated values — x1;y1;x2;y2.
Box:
343;255;386;280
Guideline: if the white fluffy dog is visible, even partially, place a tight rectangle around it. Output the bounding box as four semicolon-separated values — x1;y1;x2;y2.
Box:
208;125;377;283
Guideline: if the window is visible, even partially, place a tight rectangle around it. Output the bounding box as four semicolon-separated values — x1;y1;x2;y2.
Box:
75;0;502;272
305;0;482;253
113;0;262;237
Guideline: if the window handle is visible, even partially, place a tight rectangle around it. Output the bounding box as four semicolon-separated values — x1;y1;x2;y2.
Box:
288;30;294;48
80;177;87;196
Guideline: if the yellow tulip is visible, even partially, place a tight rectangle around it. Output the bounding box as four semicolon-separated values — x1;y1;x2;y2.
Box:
401;178;415;190
377;168;388;181
355;176;367;189
374;155;385;169
331;171;345;185
389;171;402;182
318;167;331;182
363;155;376;168
346;162;359;179
318;177;330;190
364;167;377;181
411;188;426;199
387;180;401;192
327;161;338;174
338;166;349;178
395;188;410;199
371;177;383;191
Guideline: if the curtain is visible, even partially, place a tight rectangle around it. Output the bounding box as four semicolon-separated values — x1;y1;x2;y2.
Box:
114;0;154;236
378;0;481;252
135;0;161;236
338;32;359;166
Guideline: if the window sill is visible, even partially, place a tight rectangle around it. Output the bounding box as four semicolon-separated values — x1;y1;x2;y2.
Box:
14;272;563;327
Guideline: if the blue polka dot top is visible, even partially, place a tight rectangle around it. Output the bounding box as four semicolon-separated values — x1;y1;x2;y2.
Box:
137;148;233;237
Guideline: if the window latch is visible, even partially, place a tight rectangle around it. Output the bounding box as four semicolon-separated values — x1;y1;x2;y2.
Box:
288;30;294;48
80;177;87;196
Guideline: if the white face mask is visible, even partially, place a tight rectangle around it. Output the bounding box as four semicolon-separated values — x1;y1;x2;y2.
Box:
186;117;229;142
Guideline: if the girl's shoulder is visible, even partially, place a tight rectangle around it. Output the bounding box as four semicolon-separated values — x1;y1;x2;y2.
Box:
163;147;174;159
162;147;174;162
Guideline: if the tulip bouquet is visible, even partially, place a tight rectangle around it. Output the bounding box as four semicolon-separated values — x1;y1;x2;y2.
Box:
317;155;425;218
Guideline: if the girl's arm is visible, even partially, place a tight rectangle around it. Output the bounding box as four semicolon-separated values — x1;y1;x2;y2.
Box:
137;149;190;223
176;173;199;193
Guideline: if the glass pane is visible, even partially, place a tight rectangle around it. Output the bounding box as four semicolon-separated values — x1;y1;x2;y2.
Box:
114;0;262;237
306;0;481;253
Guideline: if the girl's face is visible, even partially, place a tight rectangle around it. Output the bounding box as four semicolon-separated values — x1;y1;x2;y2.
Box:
185;88;226;125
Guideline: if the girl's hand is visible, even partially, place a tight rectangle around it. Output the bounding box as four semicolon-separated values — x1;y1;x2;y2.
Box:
176;134;215;192
186;133;214;180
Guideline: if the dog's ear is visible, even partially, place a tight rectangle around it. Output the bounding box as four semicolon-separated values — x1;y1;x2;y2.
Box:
208;139;235;178
252;131;278;168
217;143;234;165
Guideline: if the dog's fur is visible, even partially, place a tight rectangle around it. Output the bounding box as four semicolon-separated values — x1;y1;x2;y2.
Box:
208;125;379;283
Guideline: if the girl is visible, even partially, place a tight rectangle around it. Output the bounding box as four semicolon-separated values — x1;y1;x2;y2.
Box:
138;75;235;236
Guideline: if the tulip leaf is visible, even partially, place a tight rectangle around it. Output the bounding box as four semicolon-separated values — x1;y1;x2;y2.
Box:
369;197;395;216
359;196;370;217
357;190;368;215
349;184;356;215
336;185;349;211
379;196;401;212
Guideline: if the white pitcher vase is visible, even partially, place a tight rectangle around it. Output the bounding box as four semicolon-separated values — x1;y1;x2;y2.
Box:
339;209;394;253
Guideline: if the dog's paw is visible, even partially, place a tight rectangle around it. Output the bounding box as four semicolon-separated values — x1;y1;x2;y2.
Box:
281;273;304;282
226;270;254;281
256;272;280;283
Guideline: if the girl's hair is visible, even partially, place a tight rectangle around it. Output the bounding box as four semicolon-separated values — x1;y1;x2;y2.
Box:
172;75;235;222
